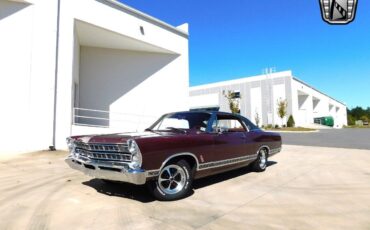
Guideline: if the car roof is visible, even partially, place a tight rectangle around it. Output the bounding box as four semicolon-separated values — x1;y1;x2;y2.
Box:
167;110;238;117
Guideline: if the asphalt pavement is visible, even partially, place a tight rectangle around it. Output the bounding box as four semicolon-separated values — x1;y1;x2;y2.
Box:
280;128;370;150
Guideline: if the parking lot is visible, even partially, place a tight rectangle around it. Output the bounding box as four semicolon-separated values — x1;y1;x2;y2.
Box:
1;144;370;230
280;128;370;150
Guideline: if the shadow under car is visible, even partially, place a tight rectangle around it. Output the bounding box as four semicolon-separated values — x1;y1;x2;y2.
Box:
82;161;278;202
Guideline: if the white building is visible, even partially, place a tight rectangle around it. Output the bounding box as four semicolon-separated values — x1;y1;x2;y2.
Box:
190;71;347;128
0;0;189;153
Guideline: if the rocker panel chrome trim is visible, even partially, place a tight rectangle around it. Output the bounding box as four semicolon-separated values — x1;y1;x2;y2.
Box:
197;154;258;171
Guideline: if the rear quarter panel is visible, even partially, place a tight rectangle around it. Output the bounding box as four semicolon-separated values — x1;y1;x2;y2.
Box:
250;130;282;151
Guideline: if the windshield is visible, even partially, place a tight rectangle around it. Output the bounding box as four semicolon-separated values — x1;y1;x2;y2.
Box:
149;112;211;132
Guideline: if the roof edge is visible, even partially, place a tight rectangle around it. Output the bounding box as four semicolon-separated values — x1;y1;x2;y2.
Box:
99;0;188;38
190;70;293;91
293;77;346;106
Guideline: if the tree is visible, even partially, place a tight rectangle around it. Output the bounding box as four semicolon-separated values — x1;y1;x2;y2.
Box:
255;111;260;127
347;107;370;123
223;90;241;114
277;98;288;126
347;114;355;126
350;106;367;120
360;115;369;122
287;115;295;127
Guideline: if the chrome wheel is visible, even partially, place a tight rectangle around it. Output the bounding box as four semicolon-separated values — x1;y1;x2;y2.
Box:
259;149;267;169
158;165;187;195
149;160;193;201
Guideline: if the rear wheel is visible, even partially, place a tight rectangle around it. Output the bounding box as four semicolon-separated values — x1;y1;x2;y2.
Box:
148;159;193;201
252;148;268;172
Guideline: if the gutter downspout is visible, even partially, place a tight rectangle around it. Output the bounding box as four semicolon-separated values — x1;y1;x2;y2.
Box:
50;0;61;151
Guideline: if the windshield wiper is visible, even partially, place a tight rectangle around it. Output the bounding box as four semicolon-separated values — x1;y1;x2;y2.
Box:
166;127;187;134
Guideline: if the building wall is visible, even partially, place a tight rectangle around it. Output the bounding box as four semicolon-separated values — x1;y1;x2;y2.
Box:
190;71;347;128
78;46;185;131
0;0;189;153
55;0;189;148
0;0;58;153
291;78;347;128
190;71;293;126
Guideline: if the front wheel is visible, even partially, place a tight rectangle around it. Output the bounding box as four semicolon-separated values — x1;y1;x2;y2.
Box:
147;159;193;201
252;148;268;172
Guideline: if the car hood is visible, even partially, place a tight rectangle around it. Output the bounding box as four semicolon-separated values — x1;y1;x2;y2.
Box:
71;131;176;144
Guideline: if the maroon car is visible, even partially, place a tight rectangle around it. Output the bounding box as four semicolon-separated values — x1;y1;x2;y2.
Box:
66;111;282;201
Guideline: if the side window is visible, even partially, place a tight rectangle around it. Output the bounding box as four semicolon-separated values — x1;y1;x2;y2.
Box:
242;117;259;131
213;115;246;133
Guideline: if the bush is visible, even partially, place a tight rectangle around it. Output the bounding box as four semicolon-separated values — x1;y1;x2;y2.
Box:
274;124;279;129
266;124;273;129
287;115;295;127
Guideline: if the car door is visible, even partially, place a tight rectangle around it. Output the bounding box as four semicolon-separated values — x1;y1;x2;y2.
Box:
210;114;249;162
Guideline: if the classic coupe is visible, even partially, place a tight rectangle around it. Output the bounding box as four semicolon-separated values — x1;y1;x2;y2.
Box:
66;111;282;201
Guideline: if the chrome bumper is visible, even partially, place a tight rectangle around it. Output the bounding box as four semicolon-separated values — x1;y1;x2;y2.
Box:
65;156;146;185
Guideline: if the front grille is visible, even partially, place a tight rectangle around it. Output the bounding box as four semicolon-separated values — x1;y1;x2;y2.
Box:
74;142;131;162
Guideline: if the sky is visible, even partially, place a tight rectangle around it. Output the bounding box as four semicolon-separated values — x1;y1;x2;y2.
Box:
119;0;370;108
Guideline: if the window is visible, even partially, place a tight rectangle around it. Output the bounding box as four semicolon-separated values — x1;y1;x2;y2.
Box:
212;115;246;133
241;117;259;131
231;91;240;99
151;112;211;132
159;118;190;129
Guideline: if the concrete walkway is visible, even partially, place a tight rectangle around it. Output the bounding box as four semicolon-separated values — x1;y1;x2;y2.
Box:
1;145;370;229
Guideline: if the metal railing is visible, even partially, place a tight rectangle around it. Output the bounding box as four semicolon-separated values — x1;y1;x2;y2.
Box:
72;107;157;131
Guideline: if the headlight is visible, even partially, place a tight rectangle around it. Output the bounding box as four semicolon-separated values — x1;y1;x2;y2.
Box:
66;137;75;152
127;139;142;169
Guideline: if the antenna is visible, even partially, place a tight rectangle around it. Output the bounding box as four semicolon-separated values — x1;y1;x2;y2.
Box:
264;67;276;125
262;67;276;75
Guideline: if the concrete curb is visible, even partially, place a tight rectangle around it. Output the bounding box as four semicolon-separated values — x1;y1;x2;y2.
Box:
265;130;320;133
